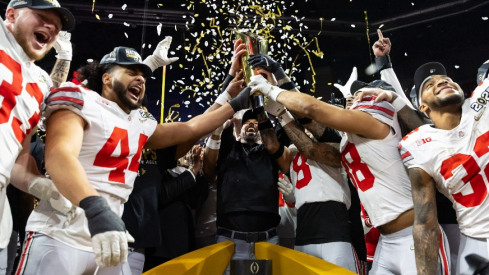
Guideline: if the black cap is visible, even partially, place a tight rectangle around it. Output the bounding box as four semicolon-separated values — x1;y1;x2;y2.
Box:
100;47;152;78
241;109;257;124
413;62;447;107
350;79;396;95
8;0;76;31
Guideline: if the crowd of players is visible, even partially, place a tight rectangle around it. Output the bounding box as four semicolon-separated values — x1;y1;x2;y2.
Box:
2;0;489;274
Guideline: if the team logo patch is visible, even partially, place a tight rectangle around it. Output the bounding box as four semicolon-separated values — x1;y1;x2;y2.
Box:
416;137;432;146
138;109;156;122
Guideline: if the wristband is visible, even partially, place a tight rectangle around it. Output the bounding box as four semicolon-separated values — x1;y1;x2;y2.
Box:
278;111;294;127
221;74;234;93
391;96;407;112
215;90;232;105
258;120;273;131
279;81;296;91
375;55;392;72
206;138;221;150
270;144;285;159
297;117;312;125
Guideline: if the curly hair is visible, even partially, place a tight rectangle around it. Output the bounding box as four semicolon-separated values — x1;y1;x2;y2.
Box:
78;61;117;94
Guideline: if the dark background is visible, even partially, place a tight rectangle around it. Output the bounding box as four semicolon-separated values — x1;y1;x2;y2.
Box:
2;0;488;122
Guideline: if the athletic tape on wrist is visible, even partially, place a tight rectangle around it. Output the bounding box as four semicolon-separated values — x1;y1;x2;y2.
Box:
392;97;407;112
279;111;294;127
206;138;221;150
215;90;232;105
375;55;392;72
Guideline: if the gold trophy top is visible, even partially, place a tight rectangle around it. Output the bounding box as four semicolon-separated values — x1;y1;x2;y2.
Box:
233;30;269;85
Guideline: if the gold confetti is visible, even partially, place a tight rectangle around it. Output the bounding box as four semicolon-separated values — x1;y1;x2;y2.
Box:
95;14;100;20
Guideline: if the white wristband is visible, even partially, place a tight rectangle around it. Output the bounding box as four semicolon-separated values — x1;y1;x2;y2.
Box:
206;138;221;150
215;90;232;106
279;111;294;127
392;97;407;112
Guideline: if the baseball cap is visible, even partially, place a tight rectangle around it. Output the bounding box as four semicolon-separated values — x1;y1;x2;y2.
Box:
8;0;76;31
241;109;257;124
100;47;152;78
350;79;396;95
413;62;447;108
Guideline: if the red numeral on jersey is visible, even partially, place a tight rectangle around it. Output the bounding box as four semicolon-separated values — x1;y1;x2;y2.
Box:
93;127;147;184
440;131;489;208
341;142;375;192
292;154;312;189
0;50;43;143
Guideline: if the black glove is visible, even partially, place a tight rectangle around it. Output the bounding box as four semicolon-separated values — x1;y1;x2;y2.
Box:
248;54;295;90
228;87;251;112
80;196;126;237
248;54;282;73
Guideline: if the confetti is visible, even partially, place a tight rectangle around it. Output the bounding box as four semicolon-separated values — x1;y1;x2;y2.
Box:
108;14;113;19
157;23;162;36
122;4;127;10
95;14;100;20
405;52;408;56
351;24;355;28
124;32;128;38
123;22;130;27
483;17;488;20
455;65;460;69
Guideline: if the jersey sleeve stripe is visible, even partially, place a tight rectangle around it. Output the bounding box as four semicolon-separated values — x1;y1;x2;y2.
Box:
47;96;84;109
46;89;84;110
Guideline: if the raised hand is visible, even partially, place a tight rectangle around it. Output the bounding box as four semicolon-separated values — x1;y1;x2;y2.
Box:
186;145;203;175
229;39;247;76
333;67;357;98
143;36;179;71
53;31;72;61
353;87;396;104
372;29;391;57
227;70;246;98
248;54;282;73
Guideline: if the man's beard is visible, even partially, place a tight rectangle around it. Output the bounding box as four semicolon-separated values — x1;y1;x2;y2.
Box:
113;80;141;111
243;132;258;143
433;92;464;109
13;28;50;61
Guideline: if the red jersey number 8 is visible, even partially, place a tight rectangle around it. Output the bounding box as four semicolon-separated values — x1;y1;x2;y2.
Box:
341;142;375;192
292;154;312;189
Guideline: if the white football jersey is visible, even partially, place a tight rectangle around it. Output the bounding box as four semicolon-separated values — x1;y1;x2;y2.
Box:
26;83;157;251
0;19;52;184
399;80;489;238
340;96;413;227
0;19;51;248
289;151;351;210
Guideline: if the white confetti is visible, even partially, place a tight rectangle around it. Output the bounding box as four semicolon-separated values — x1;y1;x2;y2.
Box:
411;2;414;5
87;59;93;62
351;24;355;28
483;17;488;20
379;24;384;29
455;65;460;69
148;44;152;49
123;22;130;27
331;18;336;21
405;52;408;56
108;14;113;19
124;32;128;38
122;4;127;10
156;100;160;105
157;23;162;36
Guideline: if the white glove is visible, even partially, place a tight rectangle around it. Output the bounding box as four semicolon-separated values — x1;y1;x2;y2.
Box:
333;67;357;98
53;31;72;61
143;36;179;71
278;177;295;204
92;231;135;267
249;75;285;101
27;177;74;215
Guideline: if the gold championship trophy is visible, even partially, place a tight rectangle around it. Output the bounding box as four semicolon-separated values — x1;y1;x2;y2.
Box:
234;30;269;111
